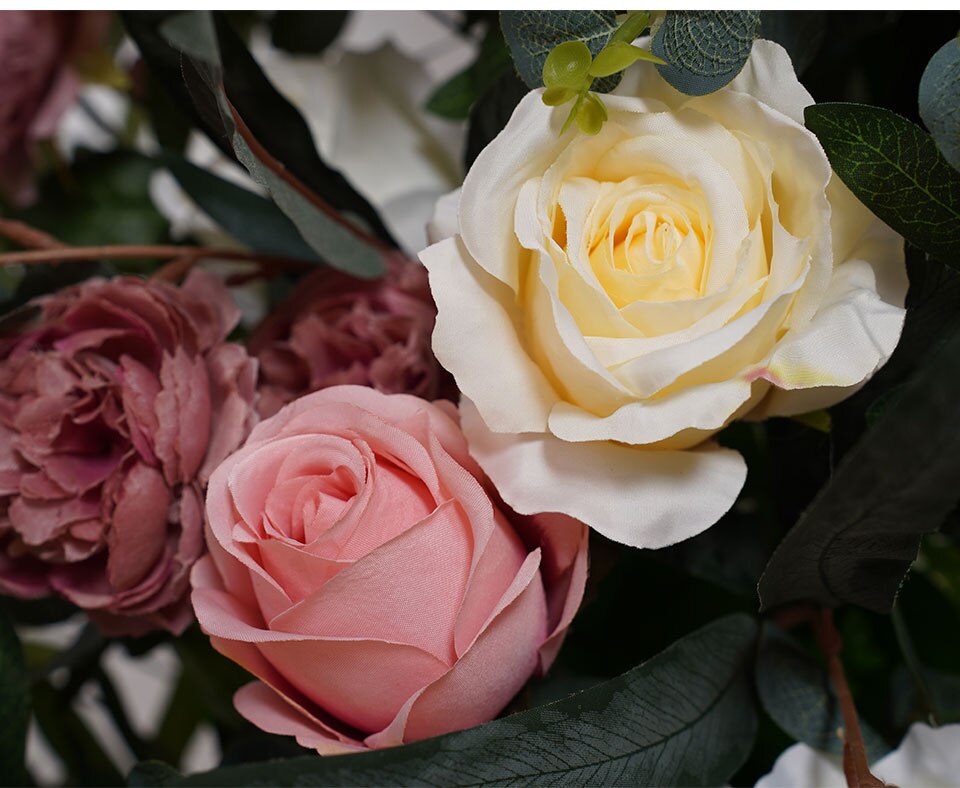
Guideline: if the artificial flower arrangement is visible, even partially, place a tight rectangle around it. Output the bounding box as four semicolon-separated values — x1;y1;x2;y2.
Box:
1;9;959;787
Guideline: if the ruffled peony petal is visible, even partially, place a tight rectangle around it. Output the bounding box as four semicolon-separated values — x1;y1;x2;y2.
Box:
462;398;746;549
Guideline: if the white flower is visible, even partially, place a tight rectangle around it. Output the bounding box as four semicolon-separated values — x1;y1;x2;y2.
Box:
419;40;906;548
756;723;960;787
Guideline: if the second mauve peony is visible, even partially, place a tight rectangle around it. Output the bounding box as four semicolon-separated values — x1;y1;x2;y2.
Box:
191;385;588;752
0;11;109;205
249;253;450;418
0;272;257;634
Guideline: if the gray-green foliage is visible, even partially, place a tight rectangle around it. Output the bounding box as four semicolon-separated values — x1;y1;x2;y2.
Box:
159;10;384;278
756;625;890;761
805;103;960;265
920;37;960;172
146;615;758;787
500;11;621;93
759;317;960;613
0;612;28;786
652;11;760;96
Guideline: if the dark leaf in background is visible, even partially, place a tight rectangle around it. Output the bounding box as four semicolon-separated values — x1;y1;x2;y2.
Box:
755;624;890;762
156;10;385;278
270;10;348;55
805;103;960;265
919;37;960;172
652;11;761;96
160;615;758;787
157;151;320;261
465;70;528;171
759;317;960;614
427;25;512;120
0;612;28;786
500;11;621;93
759;11;827;76
128;761;183;787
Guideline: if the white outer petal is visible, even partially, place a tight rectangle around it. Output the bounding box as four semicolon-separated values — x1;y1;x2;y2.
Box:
728;39;814;124
420;237;559;433
872;723;960;787
461;399;746;549
754;743;845;788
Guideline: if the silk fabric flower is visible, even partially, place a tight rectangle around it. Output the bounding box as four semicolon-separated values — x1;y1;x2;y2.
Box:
192;385;588;752
420;40;906;548
0;272;257;634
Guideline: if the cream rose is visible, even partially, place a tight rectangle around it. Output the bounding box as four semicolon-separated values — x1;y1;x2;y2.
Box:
420;41;906;549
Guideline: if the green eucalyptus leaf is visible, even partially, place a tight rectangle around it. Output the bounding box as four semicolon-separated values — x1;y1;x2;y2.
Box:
576;92;607;135
919;37;960;172
805;103;960;265
542;40;592;89
270;10;348;55
0;611;28;786
589;41;664;78
500;11;621;93
756;624;890;761
758;316;960;613
652;11;760;96
542;86;577;107
158;151;321;262
170;615;758;787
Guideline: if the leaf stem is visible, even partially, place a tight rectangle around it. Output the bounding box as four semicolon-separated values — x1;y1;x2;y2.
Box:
891;603;941;725
814;609;885;788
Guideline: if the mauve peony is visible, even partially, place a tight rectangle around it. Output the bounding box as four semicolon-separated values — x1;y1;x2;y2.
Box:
0;272;257;635
0;11;110;205
249;253;450;418
191;385;588;753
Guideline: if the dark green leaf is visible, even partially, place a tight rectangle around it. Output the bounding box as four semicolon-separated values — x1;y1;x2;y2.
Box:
270;11;348;55
158;151;320;261
919;37;960;172
500;11;621;93
758;318;960;613
175;615;758;787
805;103;960;265
759;11;826;76
128;761;183;787
0;611;28;786
159;10;219;63
465;70;528;170
755;624;890;761
426;26;511;120
155;11;385;278
652;11;760;96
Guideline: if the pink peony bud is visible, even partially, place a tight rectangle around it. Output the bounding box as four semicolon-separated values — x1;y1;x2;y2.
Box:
0;272;258;635
191;385;588;753
249;253;453;418
0;11;110;205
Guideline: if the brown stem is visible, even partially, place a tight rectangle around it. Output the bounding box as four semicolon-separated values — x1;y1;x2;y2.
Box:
815;609;887;788
0;219;67;250
224;95;391;254
0;244;313;273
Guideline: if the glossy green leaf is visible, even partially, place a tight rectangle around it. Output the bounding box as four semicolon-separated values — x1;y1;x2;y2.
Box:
0;611;28;786
159;615;758;787
652;11;760;96
919;37;960;172
756;624;890;761
270;10;348;55
576;92;607;135
542;86;578;106
610;11;653;45
805;103;960;264
426;26;511;120
759;317;960;613
589;41;665;77
543;40;592;88
154;11;385;278
500;11;621;93
158;151;320;262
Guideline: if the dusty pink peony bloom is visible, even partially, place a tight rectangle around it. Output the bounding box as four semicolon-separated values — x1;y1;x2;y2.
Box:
191;385;588;753
0;11;110;205
0;272;258;635
249;253;451;418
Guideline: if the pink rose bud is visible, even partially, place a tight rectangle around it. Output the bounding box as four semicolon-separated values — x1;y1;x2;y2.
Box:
249;253;453;419
0;11;110;205
191;386;588;753
0;272;258;635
